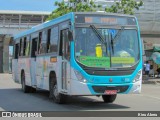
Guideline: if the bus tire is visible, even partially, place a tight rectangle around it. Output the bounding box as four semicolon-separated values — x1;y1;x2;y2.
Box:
102;94;117;103
21;71;30;93
30;87;36;93
49;74;66;104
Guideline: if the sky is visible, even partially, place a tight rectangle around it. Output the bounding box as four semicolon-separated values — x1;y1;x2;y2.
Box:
0;0;57;12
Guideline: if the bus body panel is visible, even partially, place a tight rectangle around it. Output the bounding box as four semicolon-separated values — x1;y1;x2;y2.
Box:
36;56;45;89
18;58;32;86
30;58;37;86
25;58;32;86
34;55;71;93
56;56;71;94
36;55;58;90
56;57;63;93
12;59;18;82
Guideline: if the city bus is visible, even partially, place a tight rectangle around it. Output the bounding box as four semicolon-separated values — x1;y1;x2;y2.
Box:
12;12;142;104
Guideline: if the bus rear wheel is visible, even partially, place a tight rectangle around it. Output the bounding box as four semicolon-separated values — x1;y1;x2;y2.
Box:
21;72;30;93
49;75;66;104
102;94;117;103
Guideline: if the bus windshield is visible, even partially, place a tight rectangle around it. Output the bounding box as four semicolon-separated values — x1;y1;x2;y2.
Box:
75;27;140;69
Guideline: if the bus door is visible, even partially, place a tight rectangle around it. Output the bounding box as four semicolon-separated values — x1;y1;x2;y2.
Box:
12;43;19;82
58;23;71;92
30;35;38;86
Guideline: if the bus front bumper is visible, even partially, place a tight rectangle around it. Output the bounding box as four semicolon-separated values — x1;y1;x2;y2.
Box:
70;80;141;95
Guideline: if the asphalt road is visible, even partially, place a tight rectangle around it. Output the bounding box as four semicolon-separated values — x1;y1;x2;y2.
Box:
0;73;160;113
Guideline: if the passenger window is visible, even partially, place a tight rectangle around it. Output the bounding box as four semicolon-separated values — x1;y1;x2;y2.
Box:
23;37;26;56
39;31;47;54
25;36;30;56
50;26;58;53
47;29;51;53
14;43;19;59
19;39;22;56
31;38;38;57
38;32;42;54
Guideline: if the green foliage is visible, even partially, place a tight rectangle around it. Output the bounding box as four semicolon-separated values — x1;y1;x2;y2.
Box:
47;0;143;20
46;0;102;20
105;0;143;15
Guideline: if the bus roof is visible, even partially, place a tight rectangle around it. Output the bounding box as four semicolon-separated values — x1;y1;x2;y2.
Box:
75;12;136;18
14;12;74;40
14;12;136;40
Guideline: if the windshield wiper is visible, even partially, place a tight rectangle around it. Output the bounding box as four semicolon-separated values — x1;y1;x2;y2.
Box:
112;26;125;44
110;26;125;55
110;34;114;54
90;25;106;45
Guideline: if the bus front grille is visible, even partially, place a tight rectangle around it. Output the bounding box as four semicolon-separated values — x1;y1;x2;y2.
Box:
92;85;129;93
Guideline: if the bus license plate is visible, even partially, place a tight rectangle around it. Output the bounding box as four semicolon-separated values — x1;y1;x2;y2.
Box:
105;90;117;95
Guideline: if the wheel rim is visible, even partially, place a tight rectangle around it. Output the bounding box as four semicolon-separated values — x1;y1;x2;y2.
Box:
53;84;59;100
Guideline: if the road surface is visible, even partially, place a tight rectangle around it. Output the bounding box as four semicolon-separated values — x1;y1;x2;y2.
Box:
0;74;160;112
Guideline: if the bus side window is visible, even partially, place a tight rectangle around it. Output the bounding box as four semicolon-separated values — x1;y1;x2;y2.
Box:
25;36;30;56
38;32;42;54
19;38;22;56
59;30;63;56
23;37;26;56
47;29;51;53
65;30;70;60
31;38;38;57
21;38;24;56
39;31;47;54
50;26;58;53
14;43;19;59
60;29;70;60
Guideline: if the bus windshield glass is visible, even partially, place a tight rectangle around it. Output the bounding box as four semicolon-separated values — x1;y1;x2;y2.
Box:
75;27;140;68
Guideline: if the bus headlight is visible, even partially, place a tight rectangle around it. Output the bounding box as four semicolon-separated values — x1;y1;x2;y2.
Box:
74;70;87;83
133;70;142;83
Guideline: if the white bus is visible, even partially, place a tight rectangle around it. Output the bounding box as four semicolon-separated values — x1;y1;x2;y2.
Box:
12;12;143;104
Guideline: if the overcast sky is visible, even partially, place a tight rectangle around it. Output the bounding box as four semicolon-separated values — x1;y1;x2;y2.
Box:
0;0;56;12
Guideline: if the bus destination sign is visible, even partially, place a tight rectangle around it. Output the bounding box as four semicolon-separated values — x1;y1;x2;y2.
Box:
75;14;136;25
85;17;117;24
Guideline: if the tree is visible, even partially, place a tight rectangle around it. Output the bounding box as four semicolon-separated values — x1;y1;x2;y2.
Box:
47;0;143;20
105;0;143;15
46;0;101;20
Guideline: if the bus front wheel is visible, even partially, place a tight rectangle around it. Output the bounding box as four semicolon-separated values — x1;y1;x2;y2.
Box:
102;94;117;103
50;75;66;104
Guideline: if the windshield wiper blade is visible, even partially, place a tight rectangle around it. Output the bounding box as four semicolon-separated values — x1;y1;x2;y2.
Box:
90;25;105;45
112;26;125;43
110;27;125;55
111;34;114;54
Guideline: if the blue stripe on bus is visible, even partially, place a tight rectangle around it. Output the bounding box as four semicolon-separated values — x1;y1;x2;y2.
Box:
14;12;74;39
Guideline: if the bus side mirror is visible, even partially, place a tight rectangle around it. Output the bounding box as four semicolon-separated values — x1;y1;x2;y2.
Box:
68;30;73;41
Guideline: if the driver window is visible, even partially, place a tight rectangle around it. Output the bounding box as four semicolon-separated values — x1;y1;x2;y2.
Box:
60;29;70;60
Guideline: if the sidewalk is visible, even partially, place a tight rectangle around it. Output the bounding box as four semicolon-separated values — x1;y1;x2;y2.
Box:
142;75;160;84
